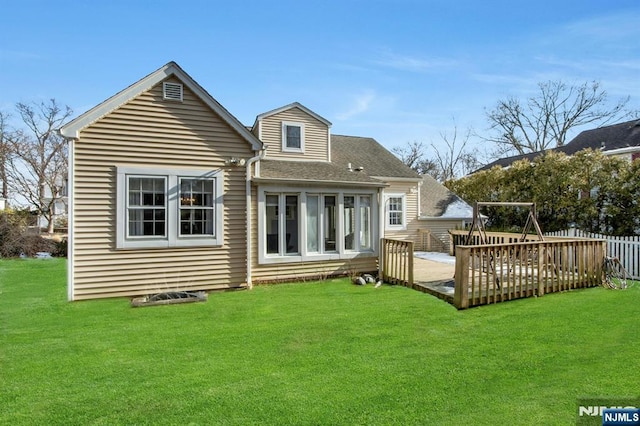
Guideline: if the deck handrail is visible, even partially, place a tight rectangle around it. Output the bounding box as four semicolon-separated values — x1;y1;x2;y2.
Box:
453;238;606;309
380;238;414;287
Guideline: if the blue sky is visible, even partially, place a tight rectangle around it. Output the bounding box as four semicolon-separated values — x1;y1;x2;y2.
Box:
1;0;639;159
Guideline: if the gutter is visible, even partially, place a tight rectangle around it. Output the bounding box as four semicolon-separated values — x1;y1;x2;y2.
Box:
58;131;76;301
251;177;387;188
245;147;267;289
602;146;640;156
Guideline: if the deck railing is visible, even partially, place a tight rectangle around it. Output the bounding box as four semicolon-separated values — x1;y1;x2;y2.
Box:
546;229;640;279
417;229;448;252
453;238;606;309
380;238;414;287
449;230;544;255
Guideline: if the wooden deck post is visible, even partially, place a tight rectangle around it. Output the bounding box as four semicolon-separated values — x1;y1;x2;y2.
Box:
454;246;470;309
407;240;414;287
537;243;545;296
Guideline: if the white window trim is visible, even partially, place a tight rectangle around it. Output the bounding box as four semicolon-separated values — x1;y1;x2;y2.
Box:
116;166;224;249
385;193;407;231
343;194;372;252
178;177;217;238
281;121;305;153
125;174;168;242
258;187;378;265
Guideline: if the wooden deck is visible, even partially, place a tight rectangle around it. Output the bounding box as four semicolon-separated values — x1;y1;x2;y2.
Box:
453;238;606;309
380;235;607;309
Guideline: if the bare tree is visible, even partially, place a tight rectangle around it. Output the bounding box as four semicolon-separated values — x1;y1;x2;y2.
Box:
485;80;632;156
394;124;482;181
431;126;481;182
392;141;439;177
7;99;72;232
0;110;12;202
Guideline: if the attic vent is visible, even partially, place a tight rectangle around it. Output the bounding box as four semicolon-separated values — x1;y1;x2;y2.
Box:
163;82;183;101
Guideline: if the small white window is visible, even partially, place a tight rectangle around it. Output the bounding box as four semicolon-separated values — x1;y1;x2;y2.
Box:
282;121;304;152
385;194;406;230
163;82;183;101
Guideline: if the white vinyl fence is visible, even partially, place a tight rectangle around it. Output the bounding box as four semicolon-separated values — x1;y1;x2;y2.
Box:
545;228;640;279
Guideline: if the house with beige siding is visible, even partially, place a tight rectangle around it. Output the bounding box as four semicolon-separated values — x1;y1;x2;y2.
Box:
60;62;423;300
417;174;474;253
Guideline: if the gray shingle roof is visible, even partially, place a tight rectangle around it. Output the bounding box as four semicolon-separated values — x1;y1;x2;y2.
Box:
558;118;640;154
257;134;420;186
331;135;421;179
420;174;473;219
258;159;386;186
476;118;640;172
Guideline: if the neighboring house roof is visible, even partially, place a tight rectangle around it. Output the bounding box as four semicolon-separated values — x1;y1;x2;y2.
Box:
253;102;332;128
419;174;473;219
60;61;263;151
331;135;422;180
476;118;640;172
559;118;640;155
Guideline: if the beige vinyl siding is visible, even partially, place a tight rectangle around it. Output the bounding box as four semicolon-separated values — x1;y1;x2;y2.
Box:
417;219;463;253
252;257;378;283
383;181;421;242
72;77;255;300
259;107;329;161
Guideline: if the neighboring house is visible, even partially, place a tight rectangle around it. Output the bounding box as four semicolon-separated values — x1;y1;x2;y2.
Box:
39;179;68;231
418;174;474;252
59;62;423;300
476;118;640;172
0;197;5;211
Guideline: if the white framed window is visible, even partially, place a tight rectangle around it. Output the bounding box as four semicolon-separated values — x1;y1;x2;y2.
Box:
282;121;305;153
343;195;372;251
385;194;406;230
117;167;223;249
179;178;215;236
127;176;167;238
259;189;376;264
265;193;300;256
306;194;338;254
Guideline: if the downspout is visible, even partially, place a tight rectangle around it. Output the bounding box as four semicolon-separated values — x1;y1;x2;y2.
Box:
246;146;267;289
378;187;385;281
63;135;76;301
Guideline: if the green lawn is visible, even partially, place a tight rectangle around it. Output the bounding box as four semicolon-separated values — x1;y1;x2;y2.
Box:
1;259;638;425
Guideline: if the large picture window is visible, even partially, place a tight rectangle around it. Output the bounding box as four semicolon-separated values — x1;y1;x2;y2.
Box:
260;190;376;263
117;167;223;249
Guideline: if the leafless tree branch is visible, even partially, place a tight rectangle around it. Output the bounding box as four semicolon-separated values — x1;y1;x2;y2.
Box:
483;80;634;156
7;99;72;232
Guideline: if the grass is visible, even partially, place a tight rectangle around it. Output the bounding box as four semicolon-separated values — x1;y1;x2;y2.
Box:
1;259;638;425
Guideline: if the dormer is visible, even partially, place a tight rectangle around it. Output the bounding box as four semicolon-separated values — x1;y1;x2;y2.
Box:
252;102;332;161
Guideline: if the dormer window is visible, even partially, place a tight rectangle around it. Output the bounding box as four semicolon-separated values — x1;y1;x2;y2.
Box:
282;121;304;153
